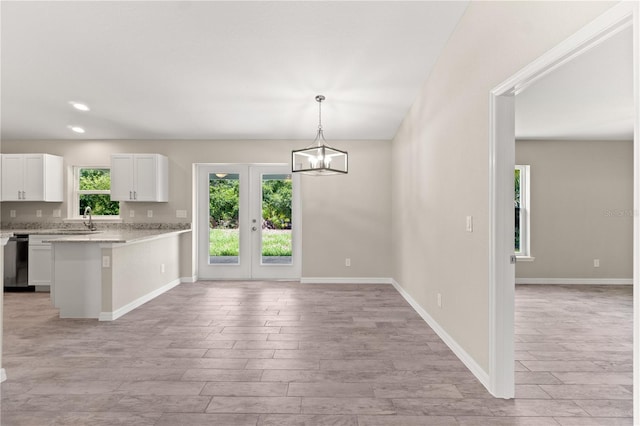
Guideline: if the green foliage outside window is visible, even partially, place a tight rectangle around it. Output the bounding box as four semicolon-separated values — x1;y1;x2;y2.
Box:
208;173;293;258
208;175;292;230
209;175;240;228
79;168;119;216
262;178;292;229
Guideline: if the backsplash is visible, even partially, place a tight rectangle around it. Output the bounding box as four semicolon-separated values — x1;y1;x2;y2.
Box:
0;222;191;231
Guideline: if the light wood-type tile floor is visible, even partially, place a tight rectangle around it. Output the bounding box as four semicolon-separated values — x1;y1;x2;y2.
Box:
0;282;632;425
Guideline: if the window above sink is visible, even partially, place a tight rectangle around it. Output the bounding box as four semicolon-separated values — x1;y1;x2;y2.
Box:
71;166;120;220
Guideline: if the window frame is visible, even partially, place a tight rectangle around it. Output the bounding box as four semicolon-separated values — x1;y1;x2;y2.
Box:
515;164;531;258
71;166;121;220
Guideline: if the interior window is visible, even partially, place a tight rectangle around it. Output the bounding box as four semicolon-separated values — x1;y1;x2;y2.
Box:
515;165;530;256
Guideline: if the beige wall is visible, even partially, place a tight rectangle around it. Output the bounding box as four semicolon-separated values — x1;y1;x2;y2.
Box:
0;139;392;279
391;1;616;372
109;234;181;312
516;139;633;280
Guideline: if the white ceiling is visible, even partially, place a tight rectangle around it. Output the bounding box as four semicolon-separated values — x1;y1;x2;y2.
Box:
515;26;634;141
0;1;469;141
2;2;633;143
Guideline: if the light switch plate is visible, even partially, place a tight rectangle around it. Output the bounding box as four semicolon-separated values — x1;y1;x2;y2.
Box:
102;256;110;268
147;210;153;218
466;215;473;232
10;210;16;218
53;209;61;218
36;210;42;218
129;210;135;218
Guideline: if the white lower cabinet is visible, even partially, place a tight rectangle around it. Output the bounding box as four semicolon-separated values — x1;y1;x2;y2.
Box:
28;235;55;288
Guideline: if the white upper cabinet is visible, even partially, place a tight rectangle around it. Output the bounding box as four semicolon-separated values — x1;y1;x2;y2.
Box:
111;154;168;202
1;154;63;202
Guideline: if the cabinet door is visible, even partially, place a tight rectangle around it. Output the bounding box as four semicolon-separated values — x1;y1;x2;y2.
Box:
23;154;45;201
2;154;24;200
133;154;158;201
29;244;53;286
110;154;134;201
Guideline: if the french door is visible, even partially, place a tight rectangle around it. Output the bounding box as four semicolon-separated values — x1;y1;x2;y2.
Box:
197;164;301;280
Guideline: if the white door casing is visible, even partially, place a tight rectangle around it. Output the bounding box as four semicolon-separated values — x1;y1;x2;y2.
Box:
488;2;639;411
196;164;301;281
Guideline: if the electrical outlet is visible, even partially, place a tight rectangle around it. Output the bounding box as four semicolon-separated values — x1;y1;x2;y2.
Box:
176;209;187;218
102;256;110;268
53;209;61;218
10;210;16;218
161;263;165;273
466;216;473;232
594;259;600;268
147;210;153;218
345;258;351;267
36;210;42;218
129;210;135;218
437;293;442;308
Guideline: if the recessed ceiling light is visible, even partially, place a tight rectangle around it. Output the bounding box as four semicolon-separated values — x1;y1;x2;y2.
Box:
67;125;85;134
69;101;90;112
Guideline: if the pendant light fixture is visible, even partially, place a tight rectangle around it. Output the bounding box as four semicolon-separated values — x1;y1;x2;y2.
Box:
292;95;348;175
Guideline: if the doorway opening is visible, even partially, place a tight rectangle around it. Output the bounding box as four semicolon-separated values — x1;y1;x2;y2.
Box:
488;1;638;406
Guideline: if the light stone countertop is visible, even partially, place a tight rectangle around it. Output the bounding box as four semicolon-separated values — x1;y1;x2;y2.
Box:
0;228;190;245
43;229;191;244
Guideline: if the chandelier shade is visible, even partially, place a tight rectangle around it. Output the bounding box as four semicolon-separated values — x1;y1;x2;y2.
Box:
291;95;348;175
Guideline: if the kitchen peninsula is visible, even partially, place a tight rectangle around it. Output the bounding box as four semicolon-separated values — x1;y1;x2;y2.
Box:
2;225;190;320
48;228;190;320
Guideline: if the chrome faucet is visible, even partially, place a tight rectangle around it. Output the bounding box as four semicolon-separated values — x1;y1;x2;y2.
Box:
83;206;97;231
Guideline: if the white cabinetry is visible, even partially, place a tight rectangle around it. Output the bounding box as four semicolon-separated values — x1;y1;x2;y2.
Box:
111;154;168;202
1;154;63;202
28;235;55;288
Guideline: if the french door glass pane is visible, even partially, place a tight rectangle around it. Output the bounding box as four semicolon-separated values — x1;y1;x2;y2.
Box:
261;174;292;265
209;173;240;265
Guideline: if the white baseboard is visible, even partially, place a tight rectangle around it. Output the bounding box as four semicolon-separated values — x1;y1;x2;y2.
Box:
516;278;632;285
300;277;393;285
99;278;182;321
181;275;197;283
391;279;490;390
0;368;6;383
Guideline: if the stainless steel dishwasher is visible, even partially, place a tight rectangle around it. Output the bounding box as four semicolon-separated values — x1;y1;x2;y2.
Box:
4;234;33;292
